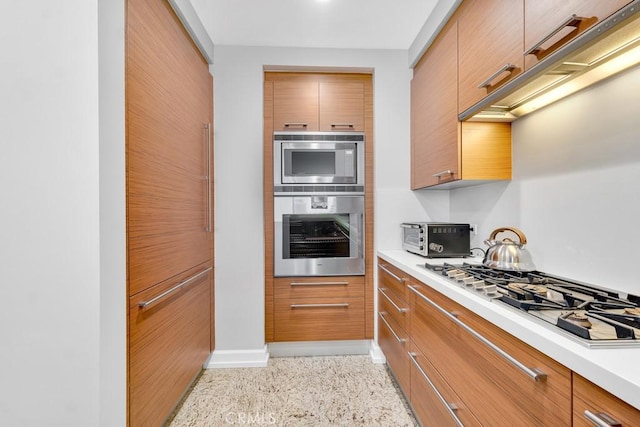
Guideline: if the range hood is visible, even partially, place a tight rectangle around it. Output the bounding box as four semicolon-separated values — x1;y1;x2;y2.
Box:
460;0;640;122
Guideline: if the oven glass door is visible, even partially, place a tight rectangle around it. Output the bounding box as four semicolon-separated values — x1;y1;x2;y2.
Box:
274;196;364;276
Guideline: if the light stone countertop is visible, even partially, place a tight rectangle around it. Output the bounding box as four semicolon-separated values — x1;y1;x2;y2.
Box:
378;249;640;410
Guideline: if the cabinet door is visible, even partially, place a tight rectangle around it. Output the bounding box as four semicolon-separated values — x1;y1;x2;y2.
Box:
458;0;524;114
573;373;640;427
127;0;212;296
524;0;631;69
319;81;365;131
273;80;319;131
410;280;572;426
129;268;212;427
411;21;459;189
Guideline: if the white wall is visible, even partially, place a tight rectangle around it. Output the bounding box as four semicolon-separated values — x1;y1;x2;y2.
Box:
0;1;102;425
450;65;640;295
211;45;442;354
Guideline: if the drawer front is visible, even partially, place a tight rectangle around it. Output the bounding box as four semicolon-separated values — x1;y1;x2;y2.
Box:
409;280;571;426
573;373;640;427
378;287;409;331
409;343;481;427
129;267;212;426
274;296;364;341
274;276;364;299
378;311;410;393
378;259;409;301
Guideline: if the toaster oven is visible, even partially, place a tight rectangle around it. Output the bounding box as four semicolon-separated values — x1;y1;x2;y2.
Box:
401;222;471;258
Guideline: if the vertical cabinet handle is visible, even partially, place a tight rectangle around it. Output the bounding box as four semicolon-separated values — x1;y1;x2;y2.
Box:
524;15;584;56
409;352;464;427
408;285;547;382
584;410;622;427
204;123;212;233
477;63;516;89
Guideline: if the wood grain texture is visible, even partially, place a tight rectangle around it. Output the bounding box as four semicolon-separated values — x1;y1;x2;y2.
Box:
264;72;374;341
128;267;212;427
524;0;631;69
573;373;640;427
127;0;212;297
378;311;410;394
460;121;512;180
410;279;572;426
274;276;364;299
273;79;319;131
458;0;525;113
274;296;365;342
409;343;481;427
319;81;365;131
378;261;410;302
411;20;459;189
378;286;409;332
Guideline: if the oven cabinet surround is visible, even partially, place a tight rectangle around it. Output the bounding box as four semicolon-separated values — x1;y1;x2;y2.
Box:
126;0;214;424
264;72;375;343
524;0;632;70
377;251;640;424
272;75;365;132
411;16;512;190
573;373;640;426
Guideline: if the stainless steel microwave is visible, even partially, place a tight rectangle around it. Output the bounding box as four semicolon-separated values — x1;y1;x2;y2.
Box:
401;222;471;258
273;132;365;194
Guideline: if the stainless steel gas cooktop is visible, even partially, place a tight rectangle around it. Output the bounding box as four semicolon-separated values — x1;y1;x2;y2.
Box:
424;262;640;348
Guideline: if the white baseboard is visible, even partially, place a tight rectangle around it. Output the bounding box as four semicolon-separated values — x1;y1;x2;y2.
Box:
268;340;373;358
369;340;386;364
205;345;270;369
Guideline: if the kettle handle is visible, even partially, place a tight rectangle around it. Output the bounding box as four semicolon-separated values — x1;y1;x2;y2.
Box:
489;227;528;245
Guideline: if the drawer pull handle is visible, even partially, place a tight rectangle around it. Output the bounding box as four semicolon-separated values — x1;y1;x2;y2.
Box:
284;122;308;128
330;123;354;128
584;410;622;427
409;352;464;427
477;63;516;89
378;312;406;343
379;264;405;284
524;14;584;56
290;281;349;287
432;170;453;178
408;285;547;382
290;303;349;308
139;267;212;309
379;288;408;313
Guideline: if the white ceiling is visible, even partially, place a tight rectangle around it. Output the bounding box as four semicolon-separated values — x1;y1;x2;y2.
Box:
190;0;440;50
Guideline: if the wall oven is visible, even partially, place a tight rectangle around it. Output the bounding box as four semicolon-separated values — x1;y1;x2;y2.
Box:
273;132;365;194
274;195;364;277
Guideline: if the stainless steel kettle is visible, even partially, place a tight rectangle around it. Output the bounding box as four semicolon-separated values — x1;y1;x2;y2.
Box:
483;227;536;272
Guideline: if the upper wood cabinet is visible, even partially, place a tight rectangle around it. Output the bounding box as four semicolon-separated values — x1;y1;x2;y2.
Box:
524;0;632;70
411;19;512;190
458;0;524;114
272;75;365;132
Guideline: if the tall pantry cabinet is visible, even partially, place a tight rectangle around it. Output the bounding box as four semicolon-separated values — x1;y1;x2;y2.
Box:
126;0;214;425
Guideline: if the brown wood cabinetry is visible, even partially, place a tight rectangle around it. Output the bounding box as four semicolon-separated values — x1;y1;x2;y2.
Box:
411;18;512;190
273;276;365;341
272;74;365;132
376;261;411;393
458;0;524;114
573;373;640;427
126;0;214;424
409;278;572;426
524;0;632;70
264;72;374;343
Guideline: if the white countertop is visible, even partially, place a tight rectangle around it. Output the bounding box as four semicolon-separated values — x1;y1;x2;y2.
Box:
378;249;640;410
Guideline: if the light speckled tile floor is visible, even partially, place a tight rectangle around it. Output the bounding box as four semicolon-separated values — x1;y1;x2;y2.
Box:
167;355;417;426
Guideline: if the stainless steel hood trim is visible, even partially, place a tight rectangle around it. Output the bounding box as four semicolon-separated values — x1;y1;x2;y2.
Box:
459;0;640;121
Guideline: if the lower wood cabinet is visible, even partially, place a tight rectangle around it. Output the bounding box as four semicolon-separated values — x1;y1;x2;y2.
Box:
573;373;640;427
273;276;365;342
129;267;212;427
